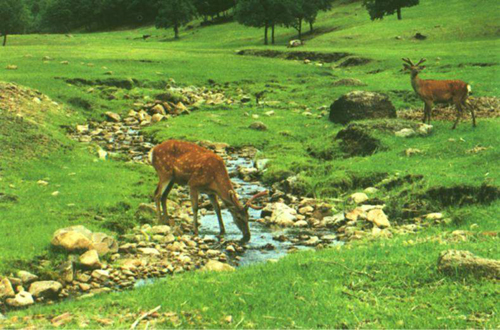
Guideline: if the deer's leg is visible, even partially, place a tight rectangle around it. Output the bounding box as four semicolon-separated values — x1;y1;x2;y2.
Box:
189;188;200;236
424;102;433;124
208;194;226;236
466;100;477;127
161;180;175;226
452;101;463;130
154;183;165;224
421;103;427;123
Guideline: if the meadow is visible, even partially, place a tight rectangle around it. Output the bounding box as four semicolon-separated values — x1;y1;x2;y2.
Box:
0;0;499;327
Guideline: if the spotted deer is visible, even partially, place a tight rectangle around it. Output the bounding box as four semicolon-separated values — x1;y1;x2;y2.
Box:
149;140;267;242
402;58;476;129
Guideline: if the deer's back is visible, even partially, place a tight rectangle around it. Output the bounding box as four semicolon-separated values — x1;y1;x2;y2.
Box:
152;140;227;186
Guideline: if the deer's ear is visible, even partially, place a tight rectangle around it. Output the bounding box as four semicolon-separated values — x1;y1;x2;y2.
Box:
229;190;239;204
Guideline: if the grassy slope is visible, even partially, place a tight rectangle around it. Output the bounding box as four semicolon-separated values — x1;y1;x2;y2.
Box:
0;0;499;327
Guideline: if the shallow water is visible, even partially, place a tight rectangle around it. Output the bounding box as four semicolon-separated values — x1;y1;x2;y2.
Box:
198;156;311;266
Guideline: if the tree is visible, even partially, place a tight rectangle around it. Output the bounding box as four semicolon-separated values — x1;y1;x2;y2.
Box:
235;0;291;45
0;0;29;46
363;0;419;20
156;0;197;39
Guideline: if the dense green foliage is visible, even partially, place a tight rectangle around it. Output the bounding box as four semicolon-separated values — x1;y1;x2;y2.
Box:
0;0;29;46
364;0;420;20
156;0;197;39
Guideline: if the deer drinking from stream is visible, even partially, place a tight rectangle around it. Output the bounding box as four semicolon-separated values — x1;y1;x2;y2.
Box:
150;140;268;242
402;58;476;129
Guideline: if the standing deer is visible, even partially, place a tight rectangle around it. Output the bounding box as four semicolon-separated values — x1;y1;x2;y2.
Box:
402;58;476;129
150;140;268;242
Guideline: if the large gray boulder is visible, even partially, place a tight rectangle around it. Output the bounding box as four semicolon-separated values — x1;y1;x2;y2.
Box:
329;91;396;124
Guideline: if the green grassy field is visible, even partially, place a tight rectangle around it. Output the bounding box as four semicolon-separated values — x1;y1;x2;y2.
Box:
0;0;499;327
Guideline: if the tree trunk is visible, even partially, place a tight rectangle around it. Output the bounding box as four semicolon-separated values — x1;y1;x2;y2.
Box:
397;8;402;20
271;24;275;44
310;21;314;32
2;34;7;46
264;23;268;45
298;18;302;39
174;25;179;39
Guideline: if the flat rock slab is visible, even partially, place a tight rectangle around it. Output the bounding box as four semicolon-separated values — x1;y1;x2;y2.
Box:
438;250;500;279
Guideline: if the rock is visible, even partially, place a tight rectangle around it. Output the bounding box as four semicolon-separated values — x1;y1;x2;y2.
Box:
241;96;251;103
138;248;161;256
60;261;74;283
249;121;268;131
269;203;297;226
395;128;416;138
414;33;427;40
42;56;52;61
332;78;366;87
350;193;369;204
90;232;118;256
151;104;166;115
294;220;308;228
150;225;171;235
76;124;89;133
0;278;15;299
6;291;34;307
329;91;396;124
60;61;69;65
51;313;73;327
6;65;18;70
91;270;110;282
426;213;444;221
255;159;270;170
438;250;500;279
79;250;102;269
298;206;314;214
367;209;391;228
37;180;49;186
152;114;165;123
201;260;235;272
17;271;38;285
29;281;63;298
304;236;320;246
417;124;433;135
405;148;422;157
364;187;378;194
105;111;121;122
288;39;304;48
264;111;275;116
104;71;113;75
51;226;93;251
97;148;108;160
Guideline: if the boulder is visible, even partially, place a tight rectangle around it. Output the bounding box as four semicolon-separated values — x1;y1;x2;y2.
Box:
6;291;34;307
201;260;235;272
366;209;391;228
269;203;297;227
151;104;166;115
249;121;268;131
105;111;121;122
350;192;369;204
91;270;110;281
332;78;366;87
51;226;93;251
90;232;118;256
438;250;500;279
17;271;39;285
0;278;15;299
29;281;63;298
329;91;396;124
79;249;102;269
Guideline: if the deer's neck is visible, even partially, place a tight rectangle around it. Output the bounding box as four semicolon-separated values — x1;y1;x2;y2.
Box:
218;177;244;210
411;72;422;94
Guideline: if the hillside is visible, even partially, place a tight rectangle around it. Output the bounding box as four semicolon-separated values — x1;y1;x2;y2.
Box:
0;0;499;327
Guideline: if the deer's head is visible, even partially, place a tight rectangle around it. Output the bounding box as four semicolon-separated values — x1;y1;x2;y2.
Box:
403;58;426;77
227;190;268;242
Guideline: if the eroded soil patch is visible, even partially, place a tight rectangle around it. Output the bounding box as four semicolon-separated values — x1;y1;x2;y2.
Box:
236;49;350;63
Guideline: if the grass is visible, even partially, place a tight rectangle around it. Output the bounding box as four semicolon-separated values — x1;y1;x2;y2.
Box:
0;0;499;327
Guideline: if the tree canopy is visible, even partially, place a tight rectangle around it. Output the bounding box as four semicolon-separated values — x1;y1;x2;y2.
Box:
156;0;197;39
363;0;419;20
0;0;29;46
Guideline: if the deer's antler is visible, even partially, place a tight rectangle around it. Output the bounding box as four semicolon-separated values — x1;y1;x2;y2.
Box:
416;58;427;66
402;58;415;65
245;190;268;210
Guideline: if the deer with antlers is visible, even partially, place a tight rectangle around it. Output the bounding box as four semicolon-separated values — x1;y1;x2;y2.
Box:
149;140;268;242
402;58;476;129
